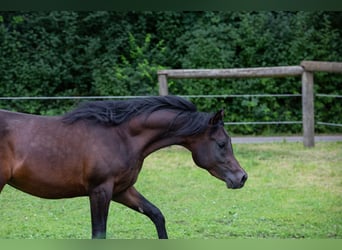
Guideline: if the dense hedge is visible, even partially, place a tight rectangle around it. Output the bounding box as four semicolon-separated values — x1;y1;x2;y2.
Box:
0;11;341;134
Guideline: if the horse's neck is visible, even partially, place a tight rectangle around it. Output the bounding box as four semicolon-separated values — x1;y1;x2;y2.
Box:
142;136;184;158
127;111;186;158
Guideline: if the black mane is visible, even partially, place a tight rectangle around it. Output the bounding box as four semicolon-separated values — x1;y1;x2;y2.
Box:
62;96;212;136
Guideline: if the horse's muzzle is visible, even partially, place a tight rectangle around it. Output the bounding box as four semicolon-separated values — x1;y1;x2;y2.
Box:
226;173;248;189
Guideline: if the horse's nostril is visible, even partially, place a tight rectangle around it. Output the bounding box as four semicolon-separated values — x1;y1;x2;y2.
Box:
241;174;248;184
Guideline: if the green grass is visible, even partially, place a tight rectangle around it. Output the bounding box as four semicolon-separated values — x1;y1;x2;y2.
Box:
0;142;341;239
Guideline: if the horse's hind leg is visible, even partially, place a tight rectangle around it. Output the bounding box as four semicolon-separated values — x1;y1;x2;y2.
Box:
113;186;168;239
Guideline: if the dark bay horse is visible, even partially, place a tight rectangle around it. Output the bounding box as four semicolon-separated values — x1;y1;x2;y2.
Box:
0;95;247;239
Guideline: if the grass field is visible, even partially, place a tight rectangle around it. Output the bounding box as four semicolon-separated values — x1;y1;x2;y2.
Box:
0;141;341;239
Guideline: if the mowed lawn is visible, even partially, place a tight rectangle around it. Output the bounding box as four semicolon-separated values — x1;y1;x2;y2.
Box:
0;141;341;239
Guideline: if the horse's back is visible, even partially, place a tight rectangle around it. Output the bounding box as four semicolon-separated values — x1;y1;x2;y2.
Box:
0;109;49;133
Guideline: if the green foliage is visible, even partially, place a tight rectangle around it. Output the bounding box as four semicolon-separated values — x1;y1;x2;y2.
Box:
0;11;341;134
93;33;167;96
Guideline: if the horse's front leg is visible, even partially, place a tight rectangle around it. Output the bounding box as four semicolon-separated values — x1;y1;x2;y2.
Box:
113;186;168;239
89;183;113;239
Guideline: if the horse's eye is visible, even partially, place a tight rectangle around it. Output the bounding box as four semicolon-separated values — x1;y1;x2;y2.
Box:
217;141;226;149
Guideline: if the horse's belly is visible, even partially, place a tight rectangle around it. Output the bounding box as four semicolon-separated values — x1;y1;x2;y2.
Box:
8;169;88;199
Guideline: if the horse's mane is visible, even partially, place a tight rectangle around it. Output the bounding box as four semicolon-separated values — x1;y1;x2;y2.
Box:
62;96;212;136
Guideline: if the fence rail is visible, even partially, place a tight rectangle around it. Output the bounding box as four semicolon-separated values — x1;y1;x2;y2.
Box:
158;61;342;147
158;66;304;96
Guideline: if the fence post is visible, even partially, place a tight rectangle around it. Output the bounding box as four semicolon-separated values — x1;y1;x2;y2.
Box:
302;70;315;147
158;73;169;96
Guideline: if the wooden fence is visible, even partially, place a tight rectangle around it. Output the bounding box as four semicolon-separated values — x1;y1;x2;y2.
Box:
157;61;342;147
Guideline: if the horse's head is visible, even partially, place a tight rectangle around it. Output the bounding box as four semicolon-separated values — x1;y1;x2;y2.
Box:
186;110;247;189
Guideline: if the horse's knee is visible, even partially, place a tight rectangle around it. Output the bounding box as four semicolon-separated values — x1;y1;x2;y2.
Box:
153;207;165;223
143;205;165;226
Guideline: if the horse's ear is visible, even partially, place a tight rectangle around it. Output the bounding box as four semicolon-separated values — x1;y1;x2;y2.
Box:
209;109;224;125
